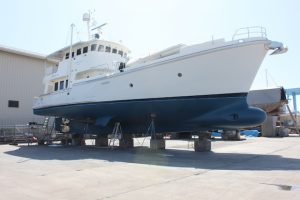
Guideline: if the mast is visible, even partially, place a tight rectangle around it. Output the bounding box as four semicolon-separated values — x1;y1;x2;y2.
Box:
83;11;107;40
69;23;75;59
68;23;75;86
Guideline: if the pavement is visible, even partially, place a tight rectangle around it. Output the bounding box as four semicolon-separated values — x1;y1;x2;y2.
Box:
0;136;300;200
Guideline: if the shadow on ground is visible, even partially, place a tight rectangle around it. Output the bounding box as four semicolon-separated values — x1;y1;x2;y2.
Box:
4;144;300;171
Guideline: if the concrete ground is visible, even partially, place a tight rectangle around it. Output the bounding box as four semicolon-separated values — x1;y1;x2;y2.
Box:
0;136;300;200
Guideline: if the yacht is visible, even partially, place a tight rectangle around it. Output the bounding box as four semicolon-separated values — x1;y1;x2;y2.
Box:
33;15;287;134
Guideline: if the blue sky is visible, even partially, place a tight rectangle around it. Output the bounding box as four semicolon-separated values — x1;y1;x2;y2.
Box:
0;0;299;108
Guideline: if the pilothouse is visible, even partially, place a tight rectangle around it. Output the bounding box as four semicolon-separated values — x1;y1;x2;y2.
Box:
44;39;130;94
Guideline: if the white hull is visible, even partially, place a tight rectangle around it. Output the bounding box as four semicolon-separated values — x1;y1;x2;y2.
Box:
34;39;269;109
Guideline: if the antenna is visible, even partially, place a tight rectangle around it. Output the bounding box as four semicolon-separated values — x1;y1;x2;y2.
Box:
83;12;91;40
91;23;108;39
83;11;107;40
91;23;107;31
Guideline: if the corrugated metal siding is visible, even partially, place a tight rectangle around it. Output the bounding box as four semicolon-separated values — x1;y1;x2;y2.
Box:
0;50;49;125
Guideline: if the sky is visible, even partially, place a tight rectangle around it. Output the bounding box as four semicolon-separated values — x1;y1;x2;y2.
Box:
0;0;299;109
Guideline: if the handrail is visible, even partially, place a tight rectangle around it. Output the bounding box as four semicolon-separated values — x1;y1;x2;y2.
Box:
232;26;267;41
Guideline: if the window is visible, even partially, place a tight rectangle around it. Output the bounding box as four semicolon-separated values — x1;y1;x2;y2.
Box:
83;46;88;54
91;44;97;51
98;45;104;52
65;53;70;59
112;48;117;54
65;79;68;88
54;82;58;91
8;100;19;108
118;50;123;57
105;46;111;52
60;81;64;90
77;48;81;55
72;52;75;58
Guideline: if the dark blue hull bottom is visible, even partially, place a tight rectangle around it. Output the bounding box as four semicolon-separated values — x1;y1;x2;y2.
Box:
33;93;266;134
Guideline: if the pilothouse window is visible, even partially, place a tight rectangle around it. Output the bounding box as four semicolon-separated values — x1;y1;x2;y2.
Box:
105;46;111;53
83;46;88;54
77;48;81;55
98;45;104;52
91;44;97;51
65;53;69;59
60;81;64;90
112;48;117;54
118;50;123;56
54;82;58;91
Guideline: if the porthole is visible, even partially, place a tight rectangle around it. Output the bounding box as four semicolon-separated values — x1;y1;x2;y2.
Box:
232;114;239;120
178;73;182;77
129;83;133;87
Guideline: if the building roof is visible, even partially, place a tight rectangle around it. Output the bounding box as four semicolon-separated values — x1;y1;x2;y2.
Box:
0;43;57;63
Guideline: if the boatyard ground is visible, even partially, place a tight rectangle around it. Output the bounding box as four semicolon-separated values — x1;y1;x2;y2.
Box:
0;136;300;200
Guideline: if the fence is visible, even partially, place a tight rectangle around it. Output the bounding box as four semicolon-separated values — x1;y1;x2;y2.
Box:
0;124;55;144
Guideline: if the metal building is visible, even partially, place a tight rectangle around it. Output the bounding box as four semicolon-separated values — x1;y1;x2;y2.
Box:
0;44;56;125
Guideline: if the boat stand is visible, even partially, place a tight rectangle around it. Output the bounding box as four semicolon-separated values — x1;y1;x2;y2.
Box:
194;132;211;152
148;116;165;150
109;122;133;149
95;134;108;147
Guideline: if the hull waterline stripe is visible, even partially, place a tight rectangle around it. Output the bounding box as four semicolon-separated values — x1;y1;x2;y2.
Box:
34;92;248;111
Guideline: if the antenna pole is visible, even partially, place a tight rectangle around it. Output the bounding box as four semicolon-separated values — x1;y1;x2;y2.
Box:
68;23;75;84
83;11;91;40
87;11;91;40
87;22;90;40
69;23;75;57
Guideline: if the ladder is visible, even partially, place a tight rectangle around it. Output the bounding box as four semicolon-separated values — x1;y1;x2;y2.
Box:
109;122;122;147
40;116;55;144
42;116;50;134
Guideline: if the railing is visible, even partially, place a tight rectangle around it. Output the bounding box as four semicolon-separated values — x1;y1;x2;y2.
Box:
0;125;34;143
0;124;55;144
232;26;267;41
